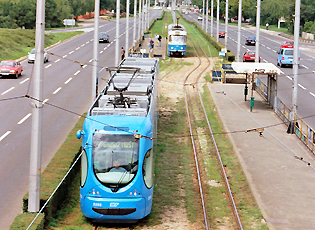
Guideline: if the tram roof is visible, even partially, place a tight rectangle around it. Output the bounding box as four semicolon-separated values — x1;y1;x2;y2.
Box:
231;62;282;75
168;24;186;31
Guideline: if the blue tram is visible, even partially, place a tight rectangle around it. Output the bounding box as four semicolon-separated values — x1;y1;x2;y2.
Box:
167;24;187;56
77;57;159;223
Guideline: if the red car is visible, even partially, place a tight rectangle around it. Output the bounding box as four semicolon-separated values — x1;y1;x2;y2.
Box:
280;41;294;48
243;50;261;62
0;60;23;78
219;31;225;38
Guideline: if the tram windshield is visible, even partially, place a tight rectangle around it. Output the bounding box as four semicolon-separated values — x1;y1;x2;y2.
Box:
93;133;139;189
169;35;186;43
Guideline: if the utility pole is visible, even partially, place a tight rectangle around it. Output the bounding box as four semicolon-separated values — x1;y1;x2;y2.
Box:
211;0;213;37
290;0;301;133
206;0;209;33
28;0;45;213
216;0;219;42
236;0;242;62
202;0;205;29
255;0;260;63
224;0;228;50
126;0;130;52
92;0;100;100
138;0;142;41
115;0;120;66
133;0;137;47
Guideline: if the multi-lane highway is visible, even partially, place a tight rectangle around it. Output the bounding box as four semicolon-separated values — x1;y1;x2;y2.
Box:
184;12;315;129
0;10;161;229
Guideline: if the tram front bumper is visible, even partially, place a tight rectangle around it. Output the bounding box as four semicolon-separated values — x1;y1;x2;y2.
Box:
81;196;146;221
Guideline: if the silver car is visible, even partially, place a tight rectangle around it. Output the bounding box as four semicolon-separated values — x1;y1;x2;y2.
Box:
28;48;49;63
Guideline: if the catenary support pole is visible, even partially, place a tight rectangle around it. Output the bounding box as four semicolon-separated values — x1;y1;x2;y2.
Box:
290;0;301;133
115;0;120;66
133;0;137;47
28;0;45;213
206;0;209;33
216;0;219;42
126;0;130;51
255;0;260;63
92;0;100;100
211;0;213;37
236;0;242;62
224;0;228;50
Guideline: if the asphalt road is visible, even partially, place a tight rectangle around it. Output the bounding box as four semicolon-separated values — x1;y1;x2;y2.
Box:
184;12;315;128
0;9;162;230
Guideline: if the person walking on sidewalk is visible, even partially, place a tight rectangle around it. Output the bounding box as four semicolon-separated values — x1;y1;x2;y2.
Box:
266;23;269;30
158;34;162;47
121;47;125;60
149;38;154;52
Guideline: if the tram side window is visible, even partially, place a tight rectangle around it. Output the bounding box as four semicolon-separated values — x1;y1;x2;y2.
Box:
81;149;88;187
143;149;154;188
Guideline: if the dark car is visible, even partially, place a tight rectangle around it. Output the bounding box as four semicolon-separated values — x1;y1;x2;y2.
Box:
99;32;109;43
245;36;256;45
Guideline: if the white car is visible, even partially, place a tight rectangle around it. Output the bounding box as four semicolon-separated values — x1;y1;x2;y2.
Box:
28;48;49;63
197;16;202;21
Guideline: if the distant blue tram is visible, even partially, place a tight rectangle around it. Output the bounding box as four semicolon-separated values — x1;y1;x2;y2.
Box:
167;23;187;56
77;57;159;223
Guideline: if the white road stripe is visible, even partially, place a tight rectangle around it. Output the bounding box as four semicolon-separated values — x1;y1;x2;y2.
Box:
82;65;87;68
75;47;80;50
100;51;103;54
45;64;52;69
69;51;74;54
267;47;270;50
74;70;80;76
43;98;49;104
313;71;315;73
65;78;72;84
63;55;67;58
1;87;15;95
81;44;85;47
89;59;93;63
86;41;89;44
301;65;309;69
310;92;315;98
286;75;292;80
20;78;29;84
53;87;62;94
272;50;277;53
55;59;60;63
0;131;11;142
18;113;32;125
298;84;306;90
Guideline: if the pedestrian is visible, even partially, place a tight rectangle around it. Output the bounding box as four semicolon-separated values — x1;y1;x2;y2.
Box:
266;23;269;30
158;34;162;47
121;47;125;60
149;38;154;52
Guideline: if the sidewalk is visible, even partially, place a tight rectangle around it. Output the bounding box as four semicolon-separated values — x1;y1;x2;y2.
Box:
131;36;166;59
208;83;315;230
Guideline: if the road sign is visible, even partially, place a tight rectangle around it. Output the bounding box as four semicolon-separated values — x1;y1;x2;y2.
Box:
63;19;75;26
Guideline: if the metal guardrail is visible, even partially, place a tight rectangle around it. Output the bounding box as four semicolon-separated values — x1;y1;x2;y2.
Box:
255;78;315;155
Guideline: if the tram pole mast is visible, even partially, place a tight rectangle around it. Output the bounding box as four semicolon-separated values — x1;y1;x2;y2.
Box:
210;0;213;37
126;0;130;52
216;0;219;42
115;0;120;66
255;0;261;63
28;0;45;213
133;0;137;47
92;0;100;101
236;0;242;62
224;0;228;51
289;0;301;133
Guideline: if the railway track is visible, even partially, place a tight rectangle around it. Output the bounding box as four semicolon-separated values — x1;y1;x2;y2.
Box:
181;39;244;229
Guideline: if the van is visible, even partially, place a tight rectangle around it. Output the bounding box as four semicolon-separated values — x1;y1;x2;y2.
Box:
277;48;300;67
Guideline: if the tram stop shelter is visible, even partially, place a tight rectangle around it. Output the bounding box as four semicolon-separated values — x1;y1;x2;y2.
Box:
231;62;282;109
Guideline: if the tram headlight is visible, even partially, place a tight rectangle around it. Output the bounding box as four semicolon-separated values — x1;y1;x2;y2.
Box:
181;47;183;50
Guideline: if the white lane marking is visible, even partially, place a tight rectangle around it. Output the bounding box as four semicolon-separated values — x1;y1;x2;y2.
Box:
69;51;74;54
272;50;277;53
20;78;29;84
90;39;93;41
286;75;292;80
261;44;265;47
86;41;89;44
267;47;270;50
53;87;62;94
55;59;60;63
263;59;268;63
313;71;315;73
65;78;72;84
82;65;87;68
45;64;52;69
63;55;67;58
18;113;32;125
89;59;93;63
301;65;309;69
43;98;49;104
1;87;15;95
75;47;80;50
298;84;306;90
100;51;103;54
74;70;80;76
310;92;315;98
81;44;85;47
0;131;11;142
